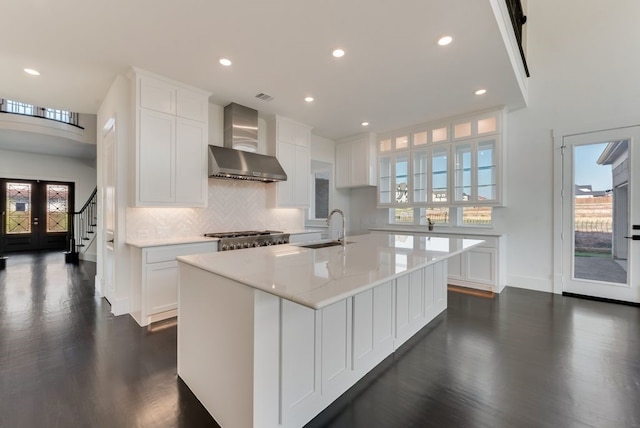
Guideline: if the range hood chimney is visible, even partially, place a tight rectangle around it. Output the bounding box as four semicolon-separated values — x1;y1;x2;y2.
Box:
224;102;259;152
208;103;287;182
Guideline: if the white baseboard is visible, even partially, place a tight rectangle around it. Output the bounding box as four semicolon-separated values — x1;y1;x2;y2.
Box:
94;276;103;297
506;275;554;293
111;298;130;316
80;252;97;263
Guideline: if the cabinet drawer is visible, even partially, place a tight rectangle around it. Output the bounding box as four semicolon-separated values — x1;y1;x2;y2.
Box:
145;242;217;263
139;77;175;114
176;89;208;122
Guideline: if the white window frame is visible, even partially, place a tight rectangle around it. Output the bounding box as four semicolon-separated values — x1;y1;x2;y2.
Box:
308;166;331;222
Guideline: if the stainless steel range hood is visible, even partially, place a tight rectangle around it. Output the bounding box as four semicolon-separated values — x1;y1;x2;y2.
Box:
208;103;287;182
208;145;287;182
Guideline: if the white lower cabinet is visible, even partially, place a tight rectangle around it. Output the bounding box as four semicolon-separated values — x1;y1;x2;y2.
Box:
394;262;447;349
320;299;352;397
146;260;179;315
280;300;321;426
130;241;217;326
278;261;448;427
178;257;451;428
448;236;505;292
352;281;394;374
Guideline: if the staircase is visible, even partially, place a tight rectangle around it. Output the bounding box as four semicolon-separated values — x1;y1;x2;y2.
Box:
65;187;97;264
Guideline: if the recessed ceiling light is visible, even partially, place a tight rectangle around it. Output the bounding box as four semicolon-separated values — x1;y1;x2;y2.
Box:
437;36;453;46
332;49;345;58
24;68;40;76
361;122;369;127
219;58;232;67
304;96;314;103
475;89;487;95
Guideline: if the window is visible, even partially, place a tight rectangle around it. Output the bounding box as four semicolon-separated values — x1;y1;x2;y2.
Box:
1;98;79;126
378;110;503;214
461;206;493;226
393;208;414;223
389;206;492;227
424;207;449;224
309;163;330;220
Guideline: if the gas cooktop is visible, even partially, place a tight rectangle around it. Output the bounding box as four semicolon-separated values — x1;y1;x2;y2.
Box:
203;230;282;239
204;230;290;251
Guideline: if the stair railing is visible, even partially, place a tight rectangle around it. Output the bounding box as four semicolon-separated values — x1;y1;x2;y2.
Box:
66;187;97;264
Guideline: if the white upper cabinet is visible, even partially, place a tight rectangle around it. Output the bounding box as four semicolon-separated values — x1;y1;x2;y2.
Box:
376;109;505;208
132;68;210;207
267;116;312;207
336;133;376;188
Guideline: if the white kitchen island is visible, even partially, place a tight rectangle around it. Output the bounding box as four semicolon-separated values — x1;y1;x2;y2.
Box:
176;232;483;428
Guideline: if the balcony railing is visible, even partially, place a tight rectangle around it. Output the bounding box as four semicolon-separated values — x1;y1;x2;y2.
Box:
0;98;83;128
505;0;529;77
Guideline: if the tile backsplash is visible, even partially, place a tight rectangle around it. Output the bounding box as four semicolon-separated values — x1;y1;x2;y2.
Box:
126;179;304;240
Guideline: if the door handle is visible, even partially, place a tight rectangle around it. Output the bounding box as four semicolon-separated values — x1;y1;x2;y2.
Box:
624;235;640;240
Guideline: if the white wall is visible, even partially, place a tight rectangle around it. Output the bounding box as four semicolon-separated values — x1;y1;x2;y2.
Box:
0;148;96;210
347;0;640;294
503;0;640;292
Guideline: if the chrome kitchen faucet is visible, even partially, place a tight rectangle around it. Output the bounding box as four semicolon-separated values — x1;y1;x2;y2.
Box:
327;209;346;247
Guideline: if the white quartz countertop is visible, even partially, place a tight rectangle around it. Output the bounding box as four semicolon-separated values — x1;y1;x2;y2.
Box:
126;229;322;248
369;226;504;238
177;232;484;309
126;236;218;248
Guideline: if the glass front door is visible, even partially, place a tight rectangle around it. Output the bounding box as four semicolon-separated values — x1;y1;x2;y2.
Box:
561;126;640;303
1;179;73;252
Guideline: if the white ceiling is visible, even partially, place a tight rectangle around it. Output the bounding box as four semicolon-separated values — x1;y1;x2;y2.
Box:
1;0;525;142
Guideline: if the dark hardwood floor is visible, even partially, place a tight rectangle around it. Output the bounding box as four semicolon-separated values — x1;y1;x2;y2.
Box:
1;252;639;427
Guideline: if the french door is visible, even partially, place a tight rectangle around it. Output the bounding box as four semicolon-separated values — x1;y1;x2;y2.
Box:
0;179;74;252
559;126;640;303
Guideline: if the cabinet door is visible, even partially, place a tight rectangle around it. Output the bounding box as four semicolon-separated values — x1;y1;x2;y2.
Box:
378;155;393;205
280;300;320;425
466;247;496;286
277;142;296;206
321;299;352;395
412;149;429;203
454;142;473;203
335;143;351;189
139;109;174;203
350;139;370;187
277;142;309;207
293;145;310;206
352;282;393;374
139;77;175;114
447;253;464;281
146;260;178;314
176;89;208;122
477;139;497;203
175;119;207;205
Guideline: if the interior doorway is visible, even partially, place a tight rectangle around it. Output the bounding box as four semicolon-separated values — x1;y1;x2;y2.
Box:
555;126;639;304
0;179;74;252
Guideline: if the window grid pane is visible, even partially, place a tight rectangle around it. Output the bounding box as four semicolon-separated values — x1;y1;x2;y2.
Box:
478;141;496;201
462;206;493;225
432;149;448;202
6;182;32;234
455;144;472;201
47;184;69;233
395;156;409;204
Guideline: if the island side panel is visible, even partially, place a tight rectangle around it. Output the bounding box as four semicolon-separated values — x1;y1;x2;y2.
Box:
253;290;281;428
177;263;257;428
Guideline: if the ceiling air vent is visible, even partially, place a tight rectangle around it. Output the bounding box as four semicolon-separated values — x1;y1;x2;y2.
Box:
255;92;274;102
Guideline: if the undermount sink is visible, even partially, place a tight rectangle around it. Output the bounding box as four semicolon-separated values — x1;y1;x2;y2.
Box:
298;240;352;249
